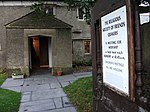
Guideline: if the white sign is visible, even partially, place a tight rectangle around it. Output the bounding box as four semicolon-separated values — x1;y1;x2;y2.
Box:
101;6;129;95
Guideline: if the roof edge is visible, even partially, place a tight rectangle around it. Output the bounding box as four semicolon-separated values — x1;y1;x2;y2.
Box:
5;11;73;29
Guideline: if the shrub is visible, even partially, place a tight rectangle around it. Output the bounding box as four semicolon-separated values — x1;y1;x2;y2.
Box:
73;58;92;67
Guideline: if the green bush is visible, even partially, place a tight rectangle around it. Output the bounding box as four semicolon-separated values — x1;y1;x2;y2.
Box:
73;59;92;67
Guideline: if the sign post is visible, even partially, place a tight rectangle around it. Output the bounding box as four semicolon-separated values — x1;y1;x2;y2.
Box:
92;0;150;111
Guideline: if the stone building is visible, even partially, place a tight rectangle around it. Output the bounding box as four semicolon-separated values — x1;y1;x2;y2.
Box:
0;0;91;75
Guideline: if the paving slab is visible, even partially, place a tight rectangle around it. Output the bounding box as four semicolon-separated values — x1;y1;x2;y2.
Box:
75;71;92;75
1;86;22;92
62;96;73;107
20;99;53;107
76;75;92;79
1;79;24;87
32;75;52;81
42;77;59;84
53;97;63;109
0;72;93;112
21;94;31;102
21;84;50;92
35;84;50;91
5;78;25;82
19;99;55;112
21;85;37;92
57;75;77;82
23;80;42;87
22;91;32;95
50;82;61;89
60;81;70;88
31;74;51;77
26;103;55;112
24;77;34;81
32;88;67;101
41;107;77;112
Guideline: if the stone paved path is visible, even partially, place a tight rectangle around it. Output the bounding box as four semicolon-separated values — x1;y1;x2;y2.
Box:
1;72;92;112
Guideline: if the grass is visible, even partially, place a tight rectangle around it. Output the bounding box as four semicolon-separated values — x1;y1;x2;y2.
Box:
64;76;93;112
0;73;7;86
0;73;21;112
0;88;21;112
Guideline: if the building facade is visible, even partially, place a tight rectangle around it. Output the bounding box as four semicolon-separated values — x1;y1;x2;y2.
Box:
0;0;91;75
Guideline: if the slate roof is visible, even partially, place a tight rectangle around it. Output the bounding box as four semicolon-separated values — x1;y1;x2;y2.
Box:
5;11;72;29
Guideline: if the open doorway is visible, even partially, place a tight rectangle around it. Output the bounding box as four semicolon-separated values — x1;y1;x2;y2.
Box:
29;35;51;72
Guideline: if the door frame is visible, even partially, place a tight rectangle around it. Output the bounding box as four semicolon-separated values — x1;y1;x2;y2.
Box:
28;35;52;69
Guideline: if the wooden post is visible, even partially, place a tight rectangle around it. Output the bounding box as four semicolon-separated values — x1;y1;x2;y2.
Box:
134;0;143;97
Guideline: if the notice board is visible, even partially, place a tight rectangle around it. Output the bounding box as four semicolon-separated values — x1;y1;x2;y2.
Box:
101;6;129;95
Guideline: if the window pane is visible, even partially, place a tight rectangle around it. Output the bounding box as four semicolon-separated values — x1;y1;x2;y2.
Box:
84;40;91;54
79;8;84;19
46;8;53;15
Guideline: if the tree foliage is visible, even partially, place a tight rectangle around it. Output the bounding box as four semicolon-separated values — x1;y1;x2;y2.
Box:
140;0;150;5
31;0;149;24
31;0;54;15
64;0;149;24
64;0;97;24
31;0;45;13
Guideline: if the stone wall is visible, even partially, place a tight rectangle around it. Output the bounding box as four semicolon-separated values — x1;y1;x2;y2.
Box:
55;6;92;62
6;29;24;68
0;6;31;69
54;29;72;67
51;29;72;75
0;3;91;70
73;40;91;63
55;6;91;39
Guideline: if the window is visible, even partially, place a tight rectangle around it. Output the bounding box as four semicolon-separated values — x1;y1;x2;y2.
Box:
46;8;53;14
84;40;91;54
78;8;84;20
77;7;90;21
45;7;55;15
77;7;86;20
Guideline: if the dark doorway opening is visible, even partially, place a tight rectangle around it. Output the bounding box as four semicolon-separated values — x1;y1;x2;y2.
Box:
29;35;49;72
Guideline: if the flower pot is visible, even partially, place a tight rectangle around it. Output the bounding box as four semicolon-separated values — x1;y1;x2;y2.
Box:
57;71;62;76
12;75;24;79
12;73;24;79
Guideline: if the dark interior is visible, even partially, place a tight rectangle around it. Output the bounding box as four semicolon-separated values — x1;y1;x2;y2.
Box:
30;35;49;70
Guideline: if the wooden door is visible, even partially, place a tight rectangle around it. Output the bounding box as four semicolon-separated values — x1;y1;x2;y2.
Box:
39;37;49;67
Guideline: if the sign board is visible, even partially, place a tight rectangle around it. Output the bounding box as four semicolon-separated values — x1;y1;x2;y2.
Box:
101;6;129;95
